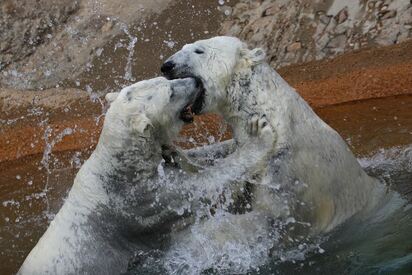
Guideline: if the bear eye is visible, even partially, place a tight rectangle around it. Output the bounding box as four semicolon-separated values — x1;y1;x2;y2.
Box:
194;49;204;54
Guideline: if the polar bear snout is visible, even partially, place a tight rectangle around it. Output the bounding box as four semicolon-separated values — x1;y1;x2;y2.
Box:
161;55;206;117
161;60;176;75
161;50;195;81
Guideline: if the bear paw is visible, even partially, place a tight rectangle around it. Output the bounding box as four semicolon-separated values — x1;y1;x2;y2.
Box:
247;114;276;148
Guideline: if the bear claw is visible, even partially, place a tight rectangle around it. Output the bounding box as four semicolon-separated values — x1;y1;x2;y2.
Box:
247;114;275;148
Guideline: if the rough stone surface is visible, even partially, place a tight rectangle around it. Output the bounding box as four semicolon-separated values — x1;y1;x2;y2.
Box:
0;0;80;70
0;0;173;90
220;0;412;68
0;0;234;92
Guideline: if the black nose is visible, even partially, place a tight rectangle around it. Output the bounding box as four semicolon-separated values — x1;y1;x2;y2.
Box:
161;61;175;74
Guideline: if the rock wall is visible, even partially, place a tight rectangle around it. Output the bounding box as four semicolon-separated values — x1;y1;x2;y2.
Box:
0;0;172;90
0;0;233;91
220;0;412;68
0;0;79;70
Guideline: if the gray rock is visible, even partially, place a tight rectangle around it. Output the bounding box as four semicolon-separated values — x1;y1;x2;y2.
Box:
319;14;332;25
286;42;302;52
380;10;397;20
327;34;347;49
335;8;349;25
219;0;412;68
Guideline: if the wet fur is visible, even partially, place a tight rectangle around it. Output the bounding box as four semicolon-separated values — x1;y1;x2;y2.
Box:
165;37;392;235
19;77;275;274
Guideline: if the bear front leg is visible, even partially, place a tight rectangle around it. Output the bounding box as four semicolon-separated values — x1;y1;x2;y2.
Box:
161;144;202;173
162;140;236;173
181;114;275;206
183;139;236;166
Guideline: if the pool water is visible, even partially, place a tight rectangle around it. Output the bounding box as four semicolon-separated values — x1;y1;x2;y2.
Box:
0;95;411;274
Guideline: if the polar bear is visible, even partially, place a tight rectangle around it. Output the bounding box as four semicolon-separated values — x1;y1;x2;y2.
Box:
161;36;394;235
19;76;276;275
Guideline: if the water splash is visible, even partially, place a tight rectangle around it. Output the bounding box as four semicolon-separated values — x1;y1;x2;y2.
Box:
40;126;74;220
121;24;138;82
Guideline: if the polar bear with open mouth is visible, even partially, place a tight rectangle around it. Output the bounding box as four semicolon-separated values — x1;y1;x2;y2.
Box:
18;76;276;275
162;36;393;235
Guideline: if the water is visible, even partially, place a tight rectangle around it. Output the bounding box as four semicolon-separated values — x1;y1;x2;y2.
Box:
1;95;410;274
1;1;411;271
263;147;412;275
271;204;412;274
126;145;412;275
0;2;230;272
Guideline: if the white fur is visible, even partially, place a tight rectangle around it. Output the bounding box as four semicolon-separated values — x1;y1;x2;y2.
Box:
19;76;276;274
164;36;395;234
18;77;201;274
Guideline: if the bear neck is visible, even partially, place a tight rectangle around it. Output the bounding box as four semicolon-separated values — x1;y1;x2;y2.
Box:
89;120;163;194
221;62;305;145
222;63;274;144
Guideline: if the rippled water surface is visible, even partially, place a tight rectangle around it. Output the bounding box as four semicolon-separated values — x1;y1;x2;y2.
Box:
0;95;411;274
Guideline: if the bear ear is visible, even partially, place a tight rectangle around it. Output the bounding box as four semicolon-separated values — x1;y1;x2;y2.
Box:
240;47;266;66
105;92;119;104
130;114;153;135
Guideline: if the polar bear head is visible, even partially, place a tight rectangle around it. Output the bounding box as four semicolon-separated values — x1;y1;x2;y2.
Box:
161;36;266;114
104;77;201;145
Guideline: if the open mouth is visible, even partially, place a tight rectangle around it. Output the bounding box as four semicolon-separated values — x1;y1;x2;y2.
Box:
179;77;205;123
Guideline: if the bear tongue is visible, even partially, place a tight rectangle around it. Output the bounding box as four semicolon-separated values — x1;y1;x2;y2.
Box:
179;105;194;123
